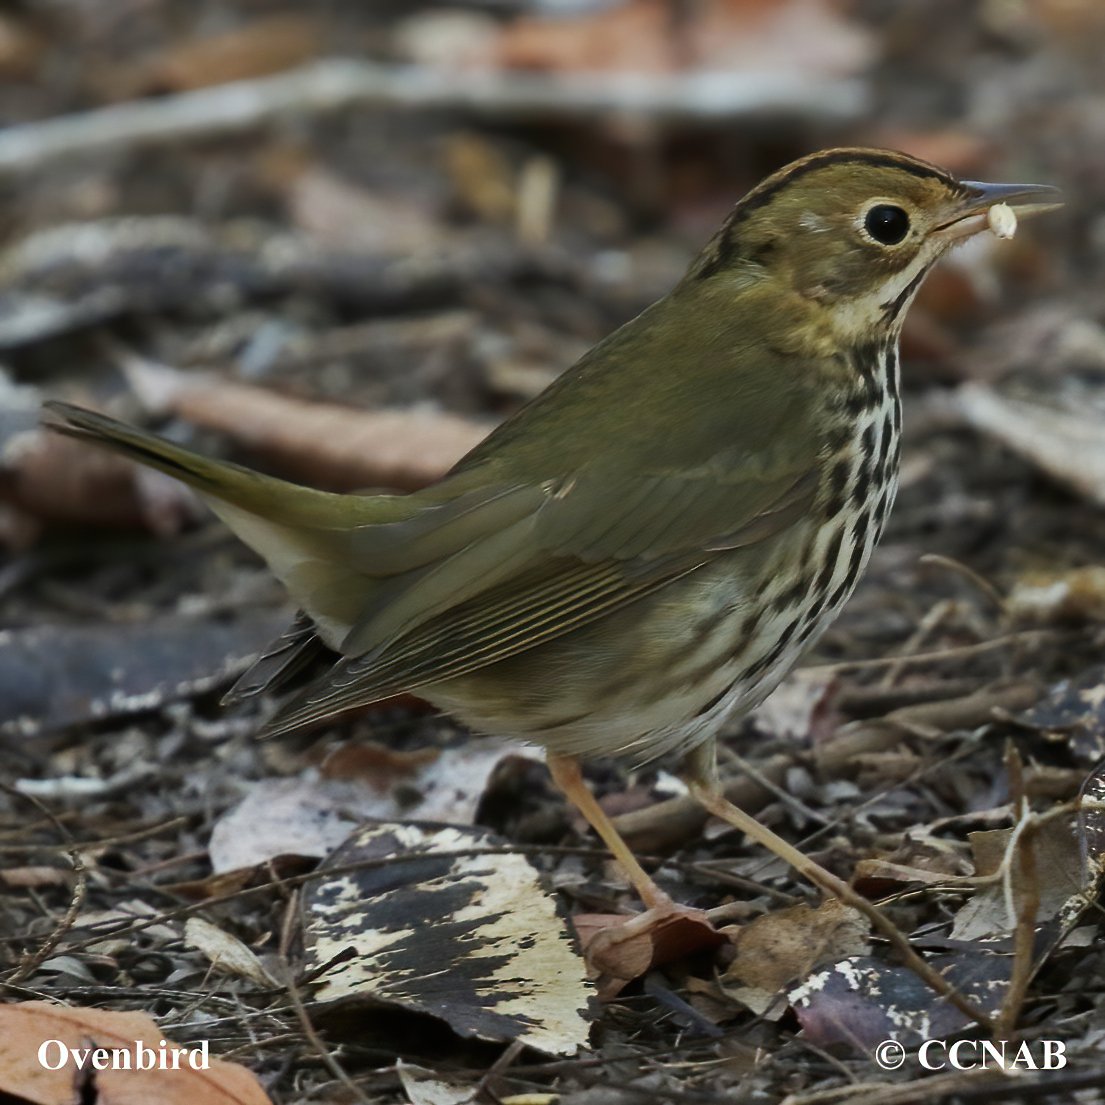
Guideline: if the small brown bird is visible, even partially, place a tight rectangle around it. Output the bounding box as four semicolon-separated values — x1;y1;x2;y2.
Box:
46;149;1059;939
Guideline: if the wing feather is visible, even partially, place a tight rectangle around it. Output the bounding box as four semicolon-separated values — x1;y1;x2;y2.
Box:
258;465;818;737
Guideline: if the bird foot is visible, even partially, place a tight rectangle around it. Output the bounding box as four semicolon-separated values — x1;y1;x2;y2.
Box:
574;895;725;998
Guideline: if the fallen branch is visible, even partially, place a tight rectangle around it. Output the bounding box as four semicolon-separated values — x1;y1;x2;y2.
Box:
0;59;868;176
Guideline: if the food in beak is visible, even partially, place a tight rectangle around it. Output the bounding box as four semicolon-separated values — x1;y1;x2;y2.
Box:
987;202;1018;239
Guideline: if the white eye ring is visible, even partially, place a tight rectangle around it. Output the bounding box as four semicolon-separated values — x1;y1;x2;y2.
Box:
858;202;913;246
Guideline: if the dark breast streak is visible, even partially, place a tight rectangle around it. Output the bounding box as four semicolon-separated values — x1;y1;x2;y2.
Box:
678;338;901;745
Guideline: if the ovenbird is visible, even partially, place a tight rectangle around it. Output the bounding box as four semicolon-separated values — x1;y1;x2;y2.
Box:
46;148;1059;925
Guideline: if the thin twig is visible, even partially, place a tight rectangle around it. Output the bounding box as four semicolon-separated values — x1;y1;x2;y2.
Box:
918;553;1008;614
5;849;87;986
805;628;1065;674
996;815;1041;1039
281;959;372;1105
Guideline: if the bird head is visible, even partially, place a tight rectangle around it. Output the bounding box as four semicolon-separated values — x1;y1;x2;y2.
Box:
688;148;1061;343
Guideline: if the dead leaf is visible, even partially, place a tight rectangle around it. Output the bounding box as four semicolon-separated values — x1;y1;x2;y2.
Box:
183;918;276;987
321;738;541;825
853;832;974;892
949;808;1100;943
791;765;1105;1054
0;866;72;889
574;909;725;1000
0;1002;271;1105
790;951;1011;1051
751;669;839;744
3;424;201;536
286;166;443;255
495;0;872;78
397;1060;477;1105
303;821;594;1055
208;777;386;874
445;133;520;224
955;384;1105;508
1008;567;1105;624
321;743;442;789
211;741;538;872
127;17;323;94
0;611;286;739
125;360;491;492
0;14;44;79
723;899;869;1015
1012;664;1105;763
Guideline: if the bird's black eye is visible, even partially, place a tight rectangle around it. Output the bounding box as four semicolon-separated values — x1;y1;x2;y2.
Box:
864;204;910;245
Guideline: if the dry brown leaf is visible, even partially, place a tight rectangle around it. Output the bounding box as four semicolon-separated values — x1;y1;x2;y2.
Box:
322;738;537;824
723;899;870;1015
2;426;201;535
320;742;442;789
0;866;72;889
574;910;725;1000
495;0;872;78
792;770;1105;1055
950;812;1097;942
854;832;974;891
0;1001;270;1105
128;17;323;94
0;14;44;79
852;858;959;889
496;0;670;74
128;363;491;492
445;133;519;224
173;385;489;492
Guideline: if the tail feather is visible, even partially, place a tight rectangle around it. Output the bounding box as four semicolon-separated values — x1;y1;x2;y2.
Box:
42;401;411;529
43;401;404;646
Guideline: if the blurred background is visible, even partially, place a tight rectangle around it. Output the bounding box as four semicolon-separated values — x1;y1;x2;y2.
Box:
4;2;1105;1098
3;0;1104;722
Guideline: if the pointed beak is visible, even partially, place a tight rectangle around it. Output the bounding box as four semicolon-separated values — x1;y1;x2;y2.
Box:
935;179;1063;240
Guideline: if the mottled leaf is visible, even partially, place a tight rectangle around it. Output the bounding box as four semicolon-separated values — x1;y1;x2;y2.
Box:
791;952;1010;1050
303;821;594;1055
1014;664;1105;763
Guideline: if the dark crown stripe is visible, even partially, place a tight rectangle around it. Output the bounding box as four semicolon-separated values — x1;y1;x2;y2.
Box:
731;148;962;227
692;148;963;282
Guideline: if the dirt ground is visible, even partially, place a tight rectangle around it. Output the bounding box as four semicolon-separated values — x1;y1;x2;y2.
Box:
3;2;1105;1103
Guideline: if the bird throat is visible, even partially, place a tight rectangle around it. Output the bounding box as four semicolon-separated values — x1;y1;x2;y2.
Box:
823;251;935;347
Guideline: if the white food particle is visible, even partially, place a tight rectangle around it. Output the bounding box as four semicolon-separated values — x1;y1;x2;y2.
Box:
988;202;1017;239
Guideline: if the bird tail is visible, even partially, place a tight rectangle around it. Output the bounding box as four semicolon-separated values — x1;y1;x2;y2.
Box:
42;401;411;644
42;400;403;528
